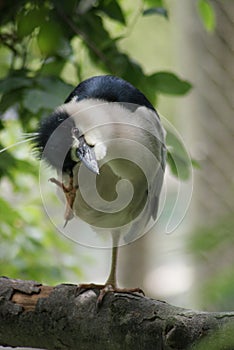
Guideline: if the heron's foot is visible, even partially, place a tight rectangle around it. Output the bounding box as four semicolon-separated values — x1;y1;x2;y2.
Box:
97;285;145;307
49;176;78;226
75;283;144;308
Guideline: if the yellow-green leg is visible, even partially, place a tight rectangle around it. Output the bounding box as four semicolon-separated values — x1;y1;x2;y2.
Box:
105;231;120;287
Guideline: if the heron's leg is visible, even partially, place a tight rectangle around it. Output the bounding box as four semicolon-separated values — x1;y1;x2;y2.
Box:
105;231;121;287
76;231;144;308
95;231;144;306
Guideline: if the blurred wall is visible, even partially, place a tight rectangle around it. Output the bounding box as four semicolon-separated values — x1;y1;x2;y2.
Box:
174;0;234;310
175;0;234;223
121;0;234;310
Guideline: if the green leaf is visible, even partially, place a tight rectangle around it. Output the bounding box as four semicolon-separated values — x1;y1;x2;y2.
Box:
167;150;191;180
0;148;17;179
144;0;164;7
148;72;192;95
17;8;47;38
191;159;201;169
37;21;64;56
0;76;32;93
23;78;73;113
36;77;73;99
0;198;22;223
0;90;23;112
143;7;168;19
23;89;62;113
139;73;158;105
15;159;38;177
166;151;178;178
98;0;126;24
40;58;66;76
122;57;145;86
166;128;192;180
197;0;216;32
79;12;114;51
54;0;80;15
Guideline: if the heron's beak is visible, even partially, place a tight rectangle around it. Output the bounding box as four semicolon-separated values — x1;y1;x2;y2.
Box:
76;135;99;175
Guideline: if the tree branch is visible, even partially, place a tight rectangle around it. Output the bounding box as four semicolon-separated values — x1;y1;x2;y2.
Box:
0;276;234;350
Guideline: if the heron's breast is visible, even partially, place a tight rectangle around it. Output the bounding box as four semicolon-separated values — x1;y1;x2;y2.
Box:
73;158;148;229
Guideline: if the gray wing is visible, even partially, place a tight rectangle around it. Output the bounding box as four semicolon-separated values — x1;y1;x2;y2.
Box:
123;117;166;244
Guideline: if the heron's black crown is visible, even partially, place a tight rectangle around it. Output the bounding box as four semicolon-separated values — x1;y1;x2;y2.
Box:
65;75;155;111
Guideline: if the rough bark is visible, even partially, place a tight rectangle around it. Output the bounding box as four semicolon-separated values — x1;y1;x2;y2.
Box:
0;277;234;350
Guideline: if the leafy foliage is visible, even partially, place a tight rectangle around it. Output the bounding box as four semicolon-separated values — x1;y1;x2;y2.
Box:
189;215;234;311
197;0;216;32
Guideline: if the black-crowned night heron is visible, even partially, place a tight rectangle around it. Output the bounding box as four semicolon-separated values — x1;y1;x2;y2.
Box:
35;75;166;302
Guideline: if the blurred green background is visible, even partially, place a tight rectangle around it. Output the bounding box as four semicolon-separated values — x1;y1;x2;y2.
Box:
0;0;233;321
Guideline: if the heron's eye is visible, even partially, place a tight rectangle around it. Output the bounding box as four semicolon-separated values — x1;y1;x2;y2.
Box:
71;145;80;162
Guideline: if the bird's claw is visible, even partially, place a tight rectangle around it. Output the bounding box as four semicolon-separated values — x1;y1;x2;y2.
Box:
75;283;145;309
49;176;77;225
96;285;145;307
